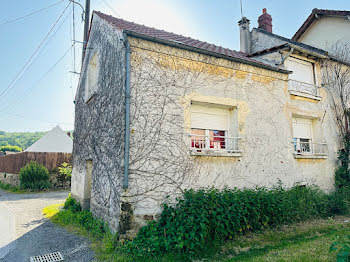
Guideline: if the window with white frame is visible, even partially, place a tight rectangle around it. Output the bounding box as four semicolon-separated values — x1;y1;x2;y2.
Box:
85;53;99;102
190;103;240;152
292;117;313;154
285;57;318;97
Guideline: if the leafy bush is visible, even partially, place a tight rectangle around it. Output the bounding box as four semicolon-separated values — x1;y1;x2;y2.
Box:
19;161;51;190
57;162;72;187
0;145;22;152
330;234;350;262
130;186;350;255
59;195;109;239
63;194;82;213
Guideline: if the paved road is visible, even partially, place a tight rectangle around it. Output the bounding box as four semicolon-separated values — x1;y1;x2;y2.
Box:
0;189;94;262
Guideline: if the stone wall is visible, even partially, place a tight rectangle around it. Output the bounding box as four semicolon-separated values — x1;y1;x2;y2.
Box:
0;172;19;187
71;14;126;232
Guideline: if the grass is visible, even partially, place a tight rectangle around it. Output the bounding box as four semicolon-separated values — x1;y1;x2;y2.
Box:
0;181;28;193
0;181;68;194
42;203;63;218
43;202;350;262
216;217;350;262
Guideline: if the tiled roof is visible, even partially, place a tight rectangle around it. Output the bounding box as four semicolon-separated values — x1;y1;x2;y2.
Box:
253;28;328;56
93;11;287;73
292;9;350;41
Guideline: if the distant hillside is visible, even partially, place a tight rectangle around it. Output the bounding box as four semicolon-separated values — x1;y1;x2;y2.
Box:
0;131;46;150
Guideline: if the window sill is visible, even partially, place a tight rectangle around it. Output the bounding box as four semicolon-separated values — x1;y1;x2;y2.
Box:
289;90;321;101
85;93;96;104
293;154;327;159
190;150;242;157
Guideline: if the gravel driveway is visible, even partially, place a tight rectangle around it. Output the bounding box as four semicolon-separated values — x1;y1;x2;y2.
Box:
0;189;94;262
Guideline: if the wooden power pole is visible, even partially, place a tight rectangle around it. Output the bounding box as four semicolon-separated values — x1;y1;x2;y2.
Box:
82;0;90;63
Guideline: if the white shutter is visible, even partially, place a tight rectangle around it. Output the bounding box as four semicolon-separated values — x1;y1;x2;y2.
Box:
285;57;314;85
191;104;229;131
292;117;312;139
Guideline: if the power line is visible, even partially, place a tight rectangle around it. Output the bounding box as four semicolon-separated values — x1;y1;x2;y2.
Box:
0;2;71;103
0;111;74;126
2;43;75;113
0;0;65;27
0;8;73;111
102;0;121;18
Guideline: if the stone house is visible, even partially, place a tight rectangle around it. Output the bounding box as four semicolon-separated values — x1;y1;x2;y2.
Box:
71;9;348;232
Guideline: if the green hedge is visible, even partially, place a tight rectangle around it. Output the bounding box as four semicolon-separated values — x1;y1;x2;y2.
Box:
19;161;51;190
130;186;350;255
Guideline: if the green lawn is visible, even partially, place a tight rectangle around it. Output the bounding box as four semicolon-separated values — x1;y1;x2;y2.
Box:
44;202;349;262
215;217;350;262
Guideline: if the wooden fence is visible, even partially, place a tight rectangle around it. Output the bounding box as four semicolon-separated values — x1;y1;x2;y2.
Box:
0;152;72;174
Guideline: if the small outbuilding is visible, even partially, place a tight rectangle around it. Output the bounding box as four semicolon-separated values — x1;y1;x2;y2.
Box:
25;126;73;153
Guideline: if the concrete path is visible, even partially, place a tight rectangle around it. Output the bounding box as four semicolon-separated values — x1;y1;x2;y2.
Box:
0;189;94;262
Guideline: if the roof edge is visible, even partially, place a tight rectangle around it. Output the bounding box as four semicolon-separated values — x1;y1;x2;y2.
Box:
292;9;350;41
125;30;290;74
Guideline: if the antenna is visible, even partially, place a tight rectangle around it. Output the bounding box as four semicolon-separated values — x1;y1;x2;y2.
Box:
240;0;243;17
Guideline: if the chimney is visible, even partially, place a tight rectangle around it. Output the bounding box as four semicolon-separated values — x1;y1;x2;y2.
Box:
258;8;272;33
238;16;251;53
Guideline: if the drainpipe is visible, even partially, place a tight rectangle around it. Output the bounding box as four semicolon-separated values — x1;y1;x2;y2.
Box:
276;47;294;66
123;32;131;189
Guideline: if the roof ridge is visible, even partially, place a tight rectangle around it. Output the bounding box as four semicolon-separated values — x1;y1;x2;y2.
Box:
292;8;350;41
93;11;288;73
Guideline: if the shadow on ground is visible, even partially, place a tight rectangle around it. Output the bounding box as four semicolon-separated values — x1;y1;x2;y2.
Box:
0;219;94;262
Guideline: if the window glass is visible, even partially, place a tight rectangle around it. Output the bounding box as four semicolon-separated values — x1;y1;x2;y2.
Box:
209;130;225;149
191;129;205;149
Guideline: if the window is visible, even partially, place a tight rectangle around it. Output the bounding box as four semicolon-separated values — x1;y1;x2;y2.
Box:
292;117;312;154
292;117;328;156
190;103;240;153
85;53;99;102
286;57;315;85
285;57;319;97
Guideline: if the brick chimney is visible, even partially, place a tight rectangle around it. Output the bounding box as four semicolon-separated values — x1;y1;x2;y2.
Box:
258;8;272;33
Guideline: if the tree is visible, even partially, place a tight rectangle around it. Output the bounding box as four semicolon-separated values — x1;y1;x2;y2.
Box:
321;42;350;187
0;145;22;152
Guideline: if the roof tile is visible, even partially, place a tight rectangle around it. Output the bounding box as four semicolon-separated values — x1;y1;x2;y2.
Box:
93;11;281;70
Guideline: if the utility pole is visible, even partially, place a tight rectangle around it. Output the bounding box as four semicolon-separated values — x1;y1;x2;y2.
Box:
82;0;90;63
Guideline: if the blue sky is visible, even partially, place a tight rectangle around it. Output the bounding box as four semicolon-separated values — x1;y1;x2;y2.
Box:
0;0;348;132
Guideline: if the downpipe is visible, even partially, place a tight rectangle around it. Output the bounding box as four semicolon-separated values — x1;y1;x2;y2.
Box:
123;32;131;189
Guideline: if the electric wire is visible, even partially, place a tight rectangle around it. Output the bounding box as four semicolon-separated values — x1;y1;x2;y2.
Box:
0;2;71;103
0;111;74;126
4;43;76;113
0;44;76;125
0;0;65;27
0;8;73;111
102;0;121;18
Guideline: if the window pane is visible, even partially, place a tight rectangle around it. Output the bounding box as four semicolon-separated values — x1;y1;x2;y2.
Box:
191;129;205;149
300;138;311;153
209;130;225;149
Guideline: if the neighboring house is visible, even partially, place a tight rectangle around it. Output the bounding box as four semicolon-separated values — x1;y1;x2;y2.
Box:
292;9;350;53
71;9;346;232
26;126;73;153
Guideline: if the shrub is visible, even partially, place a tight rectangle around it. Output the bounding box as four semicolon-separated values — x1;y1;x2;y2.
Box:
63;194;82;213
57;162;72;187
60;195;109;239
19;161;50;190
0;145;22;152
129;186;350;256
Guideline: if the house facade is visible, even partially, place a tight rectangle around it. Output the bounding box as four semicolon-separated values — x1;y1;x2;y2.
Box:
292;9;350;53
71;9;346;232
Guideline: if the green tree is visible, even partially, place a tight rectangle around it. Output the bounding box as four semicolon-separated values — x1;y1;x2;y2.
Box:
0;145;22;152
